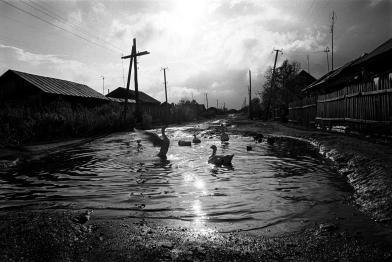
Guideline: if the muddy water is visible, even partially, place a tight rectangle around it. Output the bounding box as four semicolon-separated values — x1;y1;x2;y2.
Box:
0;122;373;234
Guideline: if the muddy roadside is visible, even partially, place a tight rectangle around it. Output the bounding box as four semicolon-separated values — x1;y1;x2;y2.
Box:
224;117;392;224
1;117;392;261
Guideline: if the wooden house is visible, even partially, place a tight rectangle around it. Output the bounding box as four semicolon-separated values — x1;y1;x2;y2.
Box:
289;37;392;134
106;87;162;120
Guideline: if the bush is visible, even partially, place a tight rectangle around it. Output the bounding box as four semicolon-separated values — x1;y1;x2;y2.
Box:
0;98;134;146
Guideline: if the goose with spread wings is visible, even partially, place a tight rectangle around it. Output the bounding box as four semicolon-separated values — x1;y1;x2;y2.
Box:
137;127;169;159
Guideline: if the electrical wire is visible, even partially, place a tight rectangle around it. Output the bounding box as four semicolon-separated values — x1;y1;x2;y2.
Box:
22;0;125;53
0;0;124;54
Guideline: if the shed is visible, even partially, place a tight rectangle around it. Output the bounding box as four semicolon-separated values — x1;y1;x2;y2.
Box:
0;69;108;105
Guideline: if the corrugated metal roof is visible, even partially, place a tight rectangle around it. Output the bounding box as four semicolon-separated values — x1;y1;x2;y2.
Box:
9;70;108;100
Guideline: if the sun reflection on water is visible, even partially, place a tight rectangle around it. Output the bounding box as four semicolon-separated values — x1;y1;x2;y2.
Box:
182;171;216;235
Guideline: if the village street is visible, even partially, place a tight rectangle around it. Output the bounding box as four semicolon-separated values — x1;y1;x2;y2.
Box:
1;116;392;261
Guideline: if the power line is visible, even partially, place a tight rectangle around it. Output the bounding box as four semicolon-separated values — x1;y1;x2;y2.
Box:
22;0;124;53
0;0;123;54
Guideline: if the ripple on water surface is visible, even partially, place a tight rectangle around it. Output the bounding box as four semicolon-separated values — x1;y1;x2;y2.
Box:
0;125;352;233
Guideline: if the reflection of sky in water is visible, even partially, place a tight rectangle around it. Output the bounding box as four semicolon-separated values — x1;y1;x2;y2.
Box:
0;123;352;234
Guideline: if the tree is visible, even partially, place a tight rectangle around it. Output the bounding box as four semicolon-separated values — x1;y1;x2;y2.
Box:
259;59;301;120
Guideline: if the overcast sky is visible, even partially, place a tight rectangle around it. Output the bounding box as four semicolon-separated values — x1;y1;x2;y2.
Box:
0;0;391;109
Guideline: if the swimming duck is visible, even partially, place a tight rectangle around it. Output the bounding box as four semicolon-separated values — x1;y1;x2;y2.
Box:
208;145;234;166
220;131;229;142
178;140;192;146
138;126;170;159
192;134;201;144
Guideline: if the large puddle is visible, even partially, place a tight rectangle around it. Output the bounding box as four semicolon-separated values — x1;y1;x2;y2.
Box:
0;121;363;234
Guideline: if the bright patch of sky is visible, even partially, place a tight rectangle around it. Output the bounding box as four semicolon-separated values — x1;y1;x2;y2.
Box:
0;0;390;109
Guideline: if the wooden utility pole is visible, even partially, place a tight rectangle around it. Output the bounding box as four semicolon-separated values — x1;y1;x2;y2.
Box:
122;44;134;120
161;67;169;121
161;67;168;104
267;49;282;119
271;49;282;88
101;76;105;95
330;11;335;71
121;38;149;122
307;55;310;74
205;93;208;109
248;69;252;119
324;47;330;72
216;99;218;109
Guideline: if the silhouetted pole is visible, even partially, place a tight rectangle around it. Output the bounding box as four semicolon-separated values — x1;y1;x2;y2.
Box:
122;43;134;120
121;38;149;123
330;11;335;71
205;93;208;109
161;67;168;121
101;76;105;95
161;67;168;103
216;99;218;108
267;49;282;119
248;69;252;119
324;47;330;72
133;38;141;122
307;55;310;74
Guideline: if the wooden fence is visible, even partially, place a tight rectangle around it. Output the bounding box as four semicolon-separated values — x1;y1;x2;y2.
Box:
289;71;392;134
288;96;317;126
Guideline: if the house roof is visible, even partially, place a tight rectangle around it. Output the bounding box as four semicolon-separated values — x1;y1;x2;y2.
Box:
352;38;392;66
1;70;108;100
293;70;316;87
106;87;160;104
302;37;392;93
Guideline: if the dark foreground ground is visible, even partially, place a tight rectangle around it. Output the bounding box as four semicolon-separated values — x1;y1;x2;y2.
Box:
1;210;391;262
1;116;392;261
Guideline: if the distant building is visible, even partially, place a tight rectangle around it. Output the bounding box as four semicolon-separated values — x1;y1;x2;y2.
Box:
291;70;317;98
106;87;162;120
106;87;160;104
0;69;108;106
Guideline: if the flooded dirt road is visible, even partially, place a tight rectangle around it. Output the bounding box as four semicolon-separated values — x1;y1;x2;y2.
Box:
1;118;392;261
0;120;376;236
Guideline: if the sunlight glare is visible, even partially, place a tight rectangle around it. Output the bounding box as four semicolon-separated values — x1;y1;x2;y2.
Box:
169;0;209;35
